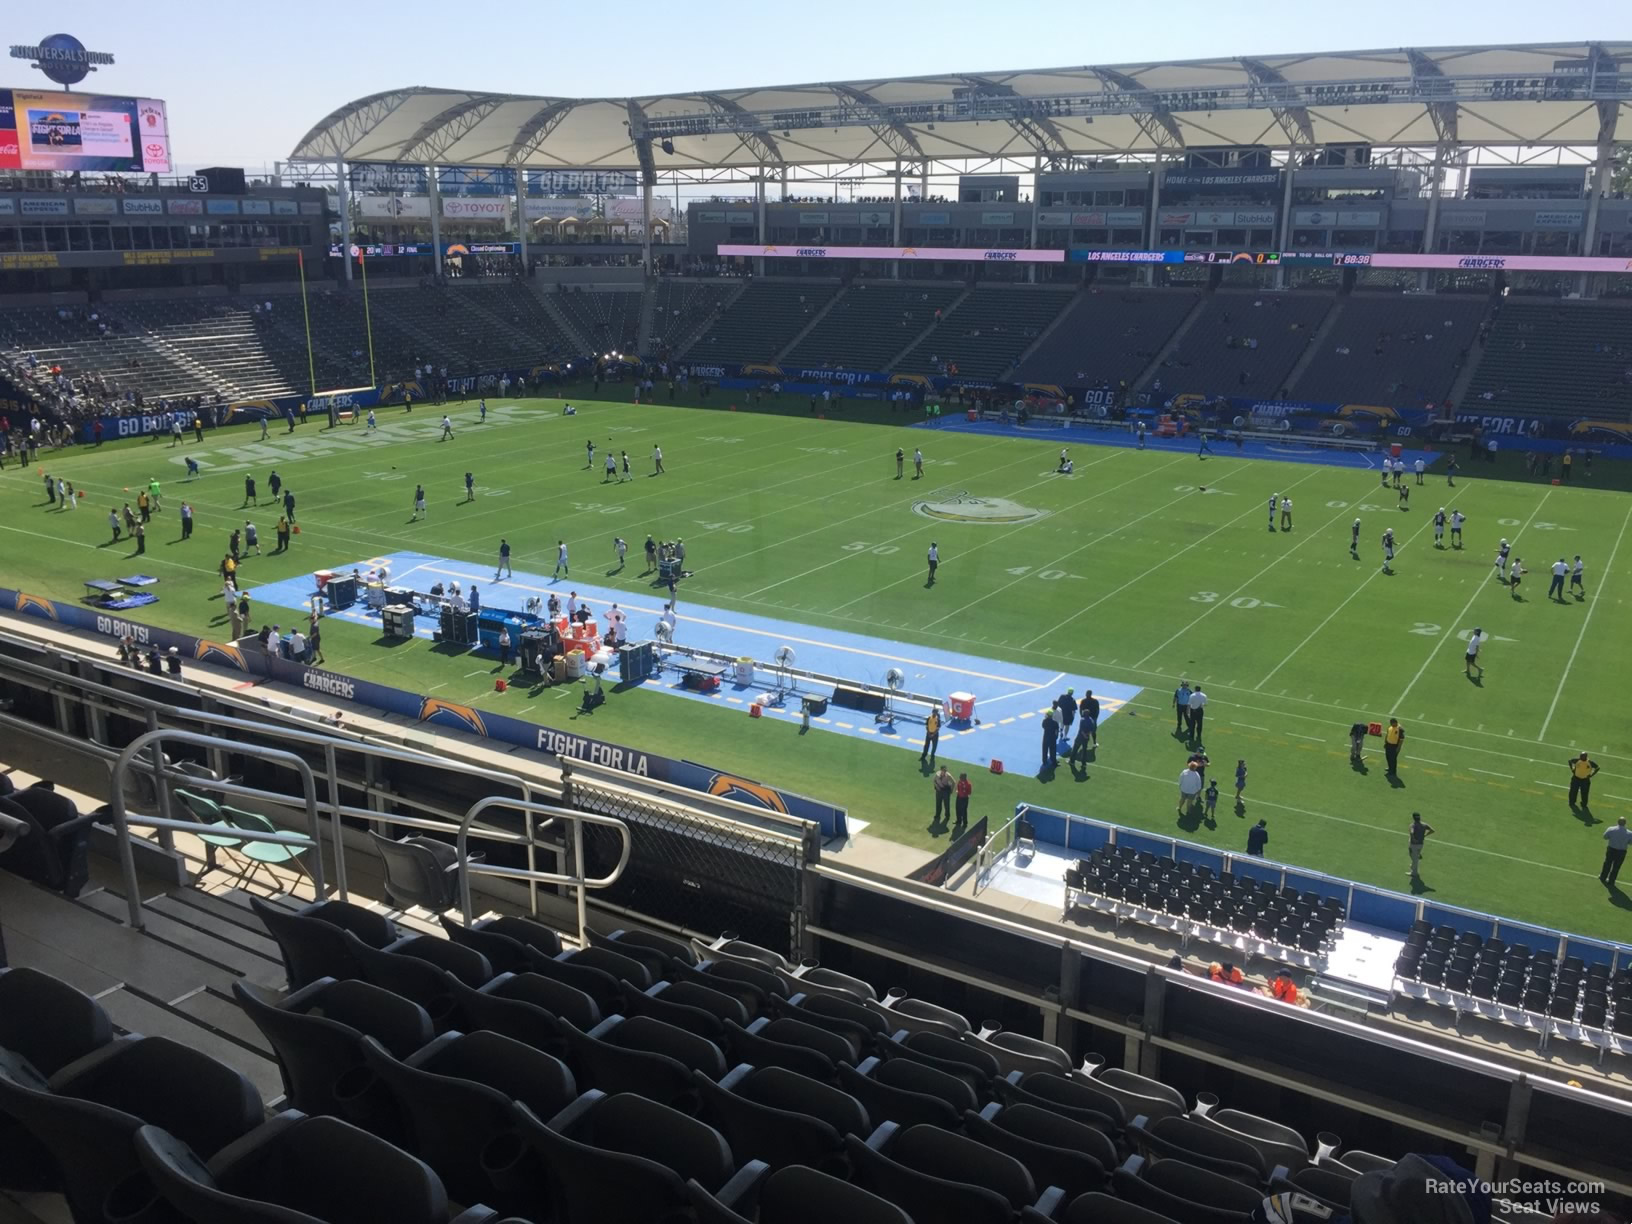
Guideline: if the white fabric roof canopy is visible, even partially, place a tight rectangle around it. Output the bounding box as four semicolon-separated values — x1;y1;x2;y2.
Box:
290;43;1631;172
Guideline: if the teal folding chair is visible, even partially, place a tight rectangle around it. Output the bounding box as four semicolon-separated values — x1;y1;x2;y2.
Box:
219;804;317;893
172;788;252;876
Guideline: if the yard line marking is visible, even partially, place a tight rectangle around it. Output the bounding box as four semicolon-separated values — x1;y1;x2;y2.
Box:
1533;781;1569;789
1413;757;1451;767
1607;794;1632;803
1254;508;1438;690
1230;722;1270;732
740;446;1123;602
1019;463;1329;650
1080;757;1597;878
1132;472;1384;671
1538;501;1632;742
1469;768;1513;778
1285;732;1324;742
427;683;448;691
980;672;1067;707
917;455;1201;630
1391;488;1553;713
463;669;486;677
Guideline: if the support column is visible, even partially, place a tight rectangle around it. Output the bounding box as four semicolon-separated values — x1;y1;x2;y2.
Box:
1420;144;1448;294
1028;155;1041;284
892;158;903;281
1579;107;1617;298
755;170;766;278
641;175;654;277
337;159;353;282
1144;161;1163;287
515;170;529;274
1275;159;1295;289
427;165;442;279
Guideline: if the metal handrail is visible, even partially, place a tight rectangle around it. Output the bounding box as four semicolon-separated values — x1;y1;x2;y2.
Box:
974;813;1024;892
457;796;633;944
109;730;326;929
0;808;28;854
0;641;550;907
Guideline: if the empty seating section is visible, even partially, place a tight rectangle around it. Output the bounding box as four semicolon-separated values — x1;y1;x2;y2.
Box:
1066;844;1347;971
551;289;642;355
895;288;1075;380
1292;295;1487;408
1463;300;1632;421
4;904;1463;1224
651;280;740;355
0;304;209;401
1392;921;1632;1053
1014;291;1197;390
783;284;961;371
683;282;839;366
1162;292;1333;397
0;284;579;407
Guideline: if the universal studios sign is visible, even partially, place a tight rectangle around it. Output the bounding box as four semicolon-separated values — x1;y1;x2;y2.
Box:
10;33;115;86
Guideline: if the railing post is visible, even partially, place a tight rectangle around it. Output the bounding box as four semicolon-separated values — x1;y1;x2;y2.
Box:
323;742;342;899
108;754;146;930
573;815;588;947
145;709;174;854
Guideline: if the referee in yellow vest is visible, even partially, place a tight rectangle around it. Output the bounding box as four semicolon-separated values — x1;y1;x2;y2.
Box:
1383;718;1405;778
1568;752;1599;810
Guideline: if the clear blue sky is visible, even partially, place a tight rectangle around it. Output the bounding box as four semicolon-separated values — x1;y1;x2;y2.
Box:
17;0;1623;169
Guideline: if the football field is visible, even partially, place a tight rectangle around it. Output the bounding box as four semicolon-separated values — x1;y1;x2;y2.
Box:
4;395;1630;940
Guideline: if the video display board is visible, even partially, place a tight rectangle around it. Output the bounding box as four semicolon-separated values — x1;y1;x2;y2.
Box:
0;87;171;173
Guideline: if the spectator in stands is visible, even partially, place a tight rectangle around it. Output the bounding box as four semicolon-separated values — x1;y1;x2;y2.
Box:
1207;962;1244;986
1345;1153;1491;1224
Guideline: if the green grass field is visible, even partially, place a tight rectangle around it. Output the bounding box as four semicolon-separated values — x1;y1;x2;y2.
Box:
5;395;1631;940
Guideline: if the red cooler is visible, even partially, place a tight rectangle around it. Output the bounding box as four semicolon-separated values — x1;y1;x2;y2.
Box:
1390;443;1403;460
947;692;976;722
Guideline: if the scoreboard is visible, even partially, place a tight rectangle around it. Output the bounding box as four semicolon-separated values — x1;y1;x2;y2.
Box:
0;87;171;173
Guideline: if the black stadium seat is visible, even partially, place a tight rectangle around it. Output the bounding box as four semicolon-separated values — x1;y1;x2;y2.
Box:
0;786;94;897
485;969;602;1032
843;1129;1024;1224
135;1113;497;1224
688;1163;912;1224
0;1038;263;1224
233;978;431;1137
360;1030;572;1214
518;1091;766;1224
963;1105;1110;1199
253;897;399;990
1114;1155;1265;1224
695;1065;848;1173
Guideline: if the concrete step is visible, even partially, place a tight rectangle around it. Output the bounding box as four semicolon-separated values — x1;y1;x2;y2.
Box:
96;985;283;1101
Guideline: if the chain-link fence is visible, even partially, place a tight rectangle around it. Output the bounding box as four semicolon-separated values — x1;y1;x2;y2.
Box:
572;779;806;955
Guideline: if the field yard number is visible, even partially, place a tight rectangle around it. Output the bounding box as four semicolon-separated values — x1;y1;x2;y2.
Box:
696;521;754;533
1410;623;1518;643
1497;517;1559;530
843;542;900;555
606;426;646;434
800;447;847;456
698;435;743;444
1410;622;1440;635
1005;567;1071;580
1192;592;1278;609
571;502;623;516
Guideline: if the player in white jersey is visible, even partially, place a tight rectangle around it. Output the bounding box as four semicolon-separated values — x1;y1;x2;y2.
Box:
913;448;924;479
554;540;569;578
1465;628;1484;679
1450;510;1465;549
1350;518;1361;559
366;409;377;431
1279;497;1293;531
614;537;627;569
440;414;454;441
1414;457;1425;485
604;452;617;482
586;439;595;468
1570;554;1585;599
1433;508;1446;547
1268;494;1279;530
1493;538;1511;579
1508;558;1525;599
1381;527;1396;574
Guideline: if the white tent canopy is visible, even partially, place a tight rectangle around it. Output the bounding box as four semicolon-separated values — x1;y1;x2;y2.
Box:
291;43;1630;173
